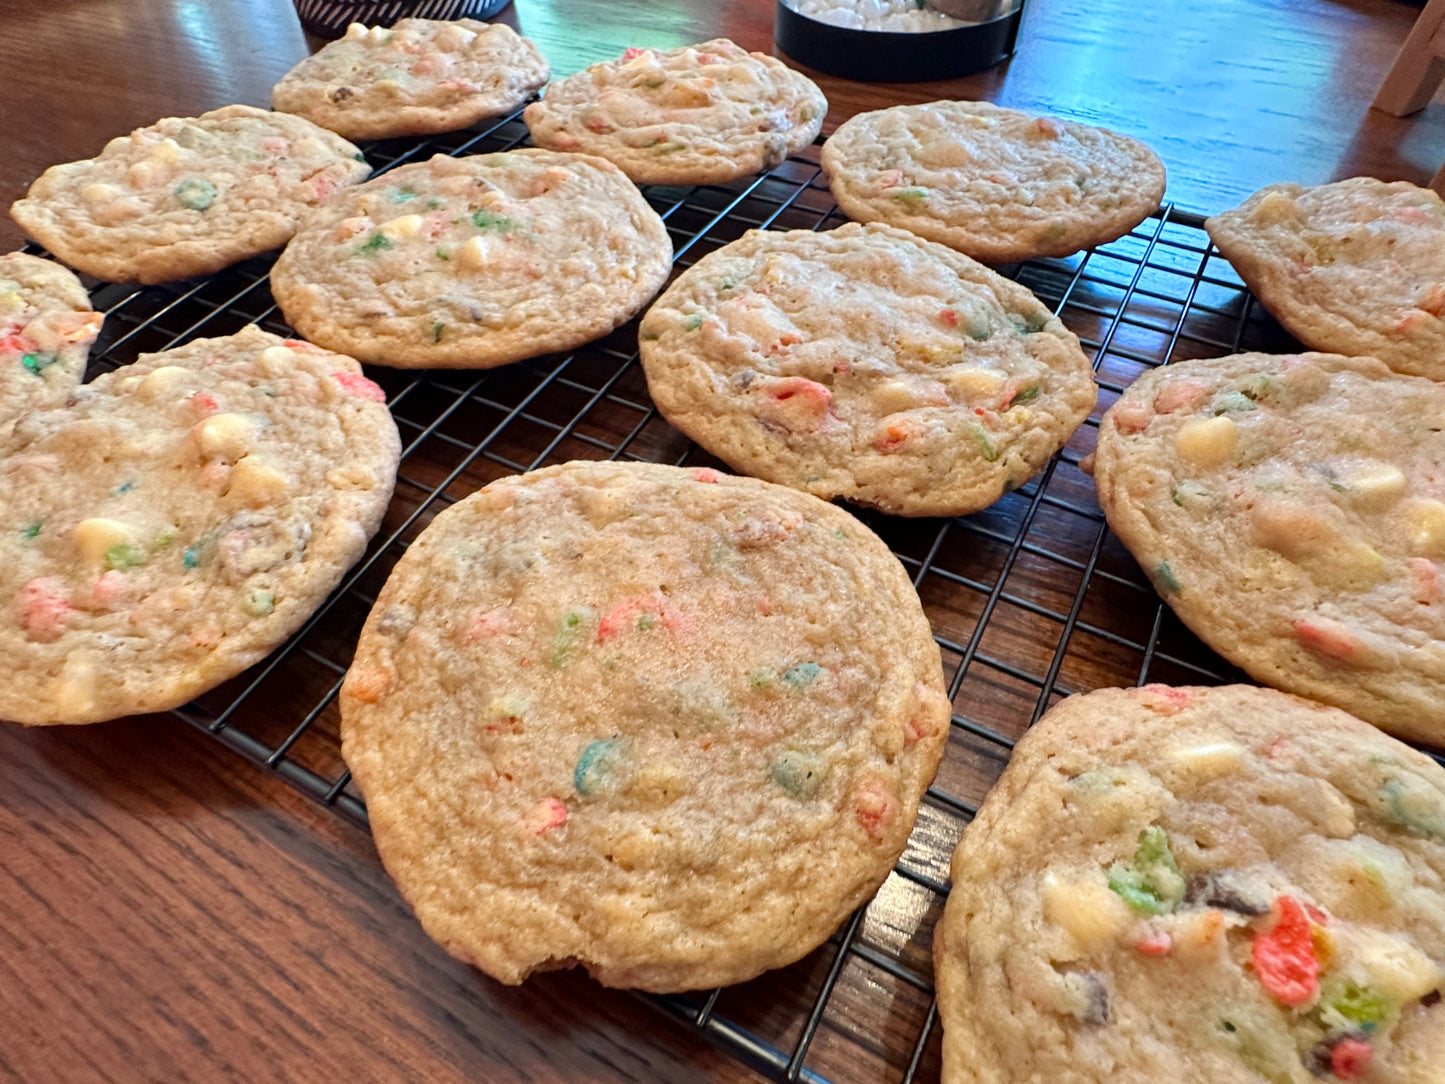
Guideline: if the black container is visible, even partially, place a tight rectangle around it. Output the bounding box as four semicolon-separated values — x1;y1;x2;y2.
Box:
774;1;1023;82
294;0;511;38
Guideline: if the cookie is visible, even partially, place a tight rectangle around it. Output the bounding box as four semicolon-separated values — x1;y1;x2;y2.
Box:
1092;351;1445;747
0;325;400;725
935;684;1445;1084
637;222;1096;517
270;149;672;368
340;459;951;991
821;100;1166;263
523;39;826;186
10;105;370;285
1206;178;1445;380
0;253;103;429
272;19;550;141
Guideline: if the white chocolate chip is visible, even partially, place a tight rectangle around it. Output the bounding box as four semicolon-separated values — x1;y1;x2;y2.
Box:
54;652;97;718
1339;462;1406;511
73;517;136;566
1173;415;1237;467
343;21;367;40
80;182;124;206
152;137;183;167
1041;872;1132;954
433;23;478;51
380;213;424;242
943;365;1005;400
227;458;290;506
1167;741;1245;781
456;236;490;271
256;345;296;375
1252;190;1299;226
192;412;255;461
125;157;172;190
1346;927;1445;1003
134;365;192;402
1406;498;1445;558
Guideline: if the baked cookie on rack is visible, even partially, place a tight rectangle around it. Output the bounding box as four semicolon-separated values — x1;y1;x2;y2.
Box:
340;459;951;992
821;100;1166;263
935;684;1445;1084
0;253;103;429
637;222;1096;517
272;19;550;141
0;325;400;725
1092;350;1445;746
270;150;672;368
523;39;826;186
1206;178;1445;380
10;105;370;285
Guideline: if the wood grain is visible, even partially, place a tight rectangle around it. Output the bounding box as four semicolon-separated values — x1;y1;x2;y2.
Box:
1;0;1444;1081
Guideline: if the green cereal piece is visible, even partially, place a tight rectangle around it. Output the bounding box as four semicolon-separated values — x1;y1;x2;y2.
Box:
890;186;928;203
969;423;999;462
1152;560;1181;595
782;662;820;688
21;521;41;540
432;321;445;343
242;588;275;617
1012;384;1042;404
636;612;657;631
1211;390;1258;415
574;738;625;798
173;178;216;211
391;188;417;202
104;542;148;571
358;232;393;255
20;352;58;375
550;606;594;668
1011;311;1050;334
1317;978;1396;1031
651;142;688;155
436;247;451;261
965;315;993;342
471;209;516;233
683;313;703;331
352;152;368;163
1107;825;1185;914
1171;480;1211;507
1381;773;1445;839
770;749;827;799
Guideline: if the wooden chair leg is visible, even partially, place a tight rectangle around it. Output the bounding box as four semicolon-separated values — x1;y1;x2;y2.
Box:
1374;0;1445;116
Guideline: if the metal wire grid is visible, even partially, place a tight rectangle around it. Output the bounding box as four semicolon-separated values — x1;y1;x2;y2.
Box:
49;105;1427;1082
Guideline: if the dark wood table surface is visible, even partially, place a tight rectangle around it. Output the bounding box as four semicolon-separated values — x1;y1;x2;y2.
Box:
2;0;1443;1080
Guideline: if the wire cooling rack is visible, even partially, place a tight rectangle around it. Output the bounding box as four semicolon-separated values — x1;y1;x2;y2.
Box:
62;105;1342;1082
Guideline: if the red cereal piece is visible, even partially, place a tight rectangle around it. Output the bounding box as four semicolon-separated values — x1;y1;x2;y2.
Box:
1251;896;1320;1007
463;609;514;643
1292;618;1361;664
0;331;35;355
1420;284;1445;317
89;570;130;609
333;371;386;403
585;115;611;133
1409;558;1440;604
1152;378;1212;415
15;577;72;642
1304;903;1329;926
1395;309;1431;336
281;338;314;350
1110;399;1154;433
1035;116;1064;138
346;667;392;705
529;797;568;834
692;467;723;484
1136;683;1192;715
939;308;958;328
623;47;646;59
1134;928;1173;957
189;391;219;417
1330;1038;1373;1080
872;419;912;453
855;780;894;842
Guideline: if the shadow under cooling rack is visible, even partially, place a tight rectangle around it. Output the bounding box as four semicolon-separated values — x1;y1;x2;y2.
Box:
59;105;1342;1083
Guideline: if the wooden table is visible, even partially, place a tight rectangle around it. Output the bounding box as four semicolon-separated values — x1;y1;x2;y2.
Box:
0;0;1440;1080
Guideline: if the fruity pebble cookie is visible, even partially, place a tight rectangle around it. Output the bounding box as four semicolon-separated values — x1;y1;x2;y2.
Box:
270;150;672;368
272;19;550;141
1093;351;1445;747
0;326;400;725
638;222;1096;517
0;253;102;429
821;100;1166;263
1206;178;1445;380
340;460;951;991
935;684;1445;1084
10;105;370;285
524;39;826;186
